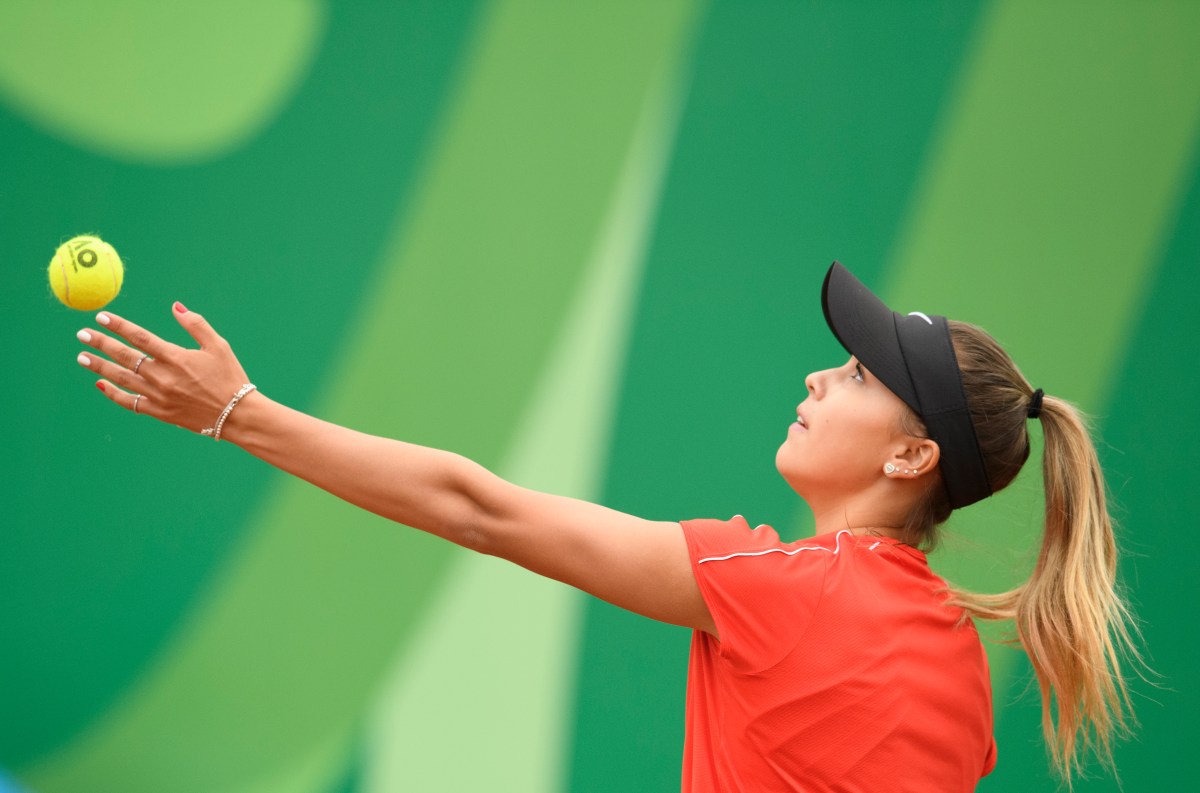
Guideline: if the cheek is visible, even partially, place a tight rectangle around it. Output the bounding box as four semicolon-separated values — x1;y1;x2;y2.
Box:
774;431;860;491
776;410;896;486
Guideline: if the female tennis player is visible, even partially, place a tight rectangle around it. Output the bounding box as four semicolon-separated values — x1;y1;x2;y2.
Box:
74;262;1137;791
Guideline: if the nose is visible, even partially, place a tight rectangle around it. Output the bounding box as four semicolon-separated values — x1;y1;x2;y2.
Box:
804;369;822;399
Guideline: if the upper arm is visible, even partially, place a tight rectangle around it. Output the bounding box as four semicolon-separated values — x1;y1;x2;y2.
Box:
472;478;716;636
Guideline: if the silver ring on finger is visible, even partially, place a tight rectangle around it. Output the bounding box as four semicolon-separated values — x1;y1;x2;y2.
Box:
133;394;142;414
133;354;152;374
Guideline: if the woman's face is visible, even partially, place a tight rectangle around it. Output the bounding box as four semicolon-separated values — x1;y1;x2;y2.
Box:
775;357;919;502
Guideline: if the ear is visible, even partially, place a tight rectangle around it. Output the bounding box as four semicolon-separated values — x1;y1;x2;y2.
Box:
883;438;941;479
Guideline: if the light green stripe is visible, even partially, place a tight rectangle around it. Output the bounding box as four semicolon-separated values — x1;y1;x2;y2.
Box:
883;0;1200;686
22;2;698;791
217;731;351;793
362;31;695;790
0;0;325;162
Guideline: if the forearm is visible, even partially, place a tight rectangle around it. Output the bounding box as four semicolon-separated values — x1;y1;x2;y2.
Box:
218;391;492;548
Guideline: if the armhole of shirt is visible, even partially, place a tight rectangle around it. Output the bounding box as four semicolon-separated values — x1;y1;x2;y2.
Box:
681;521;734;661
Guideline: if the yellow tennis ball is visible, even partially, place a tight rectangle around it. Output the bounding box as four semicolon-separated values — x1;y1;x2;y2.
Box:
48;235;125;310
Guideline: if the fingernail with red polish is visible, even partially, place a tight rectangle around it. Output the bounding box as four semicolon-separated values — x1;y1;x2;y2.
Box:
174;301;188;314
95;381;105;393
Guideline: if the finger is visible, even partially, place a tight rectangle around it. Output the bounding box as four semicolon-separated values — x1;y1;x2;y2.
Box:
77;349;151;395
76;328;157;376
172;301;226;350
94;379;160;420
96;310;184;361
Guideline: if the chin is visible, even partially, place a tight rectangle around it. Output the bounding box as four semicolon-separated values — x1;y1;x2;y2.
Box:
774;443;791;479
774;450;808;499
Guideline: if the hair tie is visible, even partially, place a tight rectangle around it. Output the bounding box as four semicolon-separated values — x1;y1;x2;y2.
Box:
1027;388;1044;420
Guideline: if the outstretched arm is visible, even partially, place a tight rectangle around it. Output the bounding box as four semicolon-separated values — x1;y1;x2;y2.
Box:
76;304;716;635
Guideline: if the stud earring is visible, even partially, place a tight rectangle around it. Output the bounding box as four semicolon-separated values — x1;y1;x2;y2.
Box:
904;469;912;475
884;463;897;474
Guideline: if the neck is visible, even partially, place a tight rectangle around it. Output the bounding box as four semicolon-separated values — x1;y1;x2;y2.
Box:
807;495;906;540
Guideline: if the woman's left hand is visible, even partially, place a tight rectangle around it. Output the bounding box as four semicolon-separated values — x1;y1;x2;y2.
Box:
75;301;252;434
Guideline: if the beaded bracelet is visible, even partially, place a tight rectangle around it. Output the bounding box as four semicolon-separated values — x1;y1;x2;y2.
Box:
201;384;257;441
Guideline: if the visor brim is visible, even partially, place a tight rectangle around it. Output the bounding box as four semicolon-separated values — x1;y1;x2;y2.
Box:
821;262;919;412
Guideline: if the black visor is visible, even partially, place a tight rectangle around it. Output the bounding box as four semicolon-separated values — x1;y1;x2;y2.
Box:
821;262;991;509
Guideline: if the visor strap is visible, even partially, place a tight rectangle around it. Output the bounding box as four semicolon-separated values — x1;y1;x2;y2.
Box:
894;314;992;509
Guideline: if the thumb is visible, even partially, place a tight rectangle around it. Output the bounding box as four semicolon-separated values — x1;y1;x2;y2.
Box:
172;301;224;349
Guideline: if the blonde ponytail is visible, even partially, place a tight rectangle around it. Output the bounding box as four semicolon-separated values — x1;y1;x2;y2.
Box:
905;322;1144;783
953;397;1140;781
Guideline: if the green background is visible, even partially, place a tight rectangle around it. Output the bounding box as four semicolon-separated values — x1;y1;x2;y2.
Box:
2;1;1197;790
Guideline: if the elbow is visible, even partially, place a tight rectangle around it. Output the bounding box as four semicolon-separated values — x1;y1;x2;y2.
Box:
455;504;496;556
442;455;509;557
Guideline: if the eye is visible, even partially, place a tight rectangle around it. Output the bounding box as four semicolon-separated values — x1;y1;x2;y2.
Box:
852;363;865;383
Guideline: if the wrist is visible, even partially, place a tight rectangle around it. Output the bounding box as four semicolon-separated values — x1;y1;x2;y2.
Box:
201;383;257;442
212;388;268;447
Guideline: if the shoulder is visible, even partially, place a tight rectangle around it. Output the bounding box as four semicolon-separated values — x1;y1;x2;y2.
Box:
682;516;784;564
681;517;857;566
680;519;852;600
682;515;777;558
